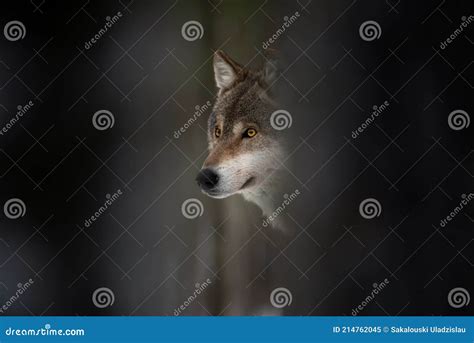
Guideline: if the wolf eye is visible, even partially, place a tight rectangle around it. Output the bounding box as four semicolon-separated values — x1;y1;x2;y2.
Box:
243;128;257;138
214;127;221;138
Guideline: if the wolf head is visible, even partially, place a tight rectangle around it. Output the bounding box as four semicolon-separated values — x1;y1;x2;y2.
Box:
196;50;285;205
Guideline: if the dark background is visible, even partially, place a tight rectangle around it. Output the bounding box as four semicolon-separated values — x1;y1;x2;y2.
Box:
0;0;472;315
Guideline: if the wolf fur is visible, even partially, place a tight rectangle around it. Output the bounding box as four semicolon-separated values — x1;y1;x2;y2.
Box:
196;50;288;229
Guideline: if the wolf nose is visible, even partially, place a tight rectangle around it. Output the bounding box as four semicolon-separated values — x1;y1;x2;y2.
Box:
196;168;219;190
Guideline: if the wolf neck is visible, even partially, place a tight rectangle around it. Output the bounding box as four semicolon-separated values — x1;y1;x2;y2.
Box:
241;172;285;224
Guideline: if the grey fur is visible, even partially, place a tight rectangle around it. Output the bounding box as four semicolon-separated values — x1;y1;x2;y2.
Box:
198;50;287;228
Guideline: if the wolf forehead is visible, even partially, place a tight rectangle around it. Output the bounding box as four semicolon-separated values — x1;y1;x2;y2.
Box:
208;81;274;133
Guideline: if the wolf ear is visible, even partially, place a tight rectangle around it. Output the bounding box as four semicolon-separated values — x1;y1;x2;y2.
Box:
213;50;242;90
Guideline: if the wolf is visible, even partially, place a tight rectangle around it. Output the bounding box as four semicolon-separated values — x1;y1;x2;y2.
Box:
196;50;289;229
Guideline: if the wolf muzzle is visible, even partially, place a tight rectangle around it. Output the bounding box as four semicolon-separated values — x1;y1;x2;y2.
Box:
196;168;220;192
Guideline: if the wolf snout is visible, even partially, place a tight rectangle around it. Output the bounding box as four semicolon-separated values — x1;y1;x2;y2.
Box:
196;168;220;191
